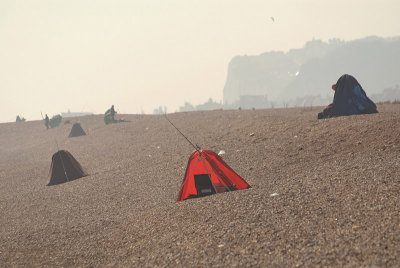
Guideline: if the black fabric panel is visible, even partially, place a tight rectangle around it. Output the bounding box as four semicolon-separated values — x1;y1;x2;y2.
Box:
331;74;377;117
48;150;87;186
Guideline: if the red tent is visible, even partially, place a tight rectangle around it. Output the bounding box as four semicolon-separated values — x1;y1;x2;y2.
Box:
177;149;251;201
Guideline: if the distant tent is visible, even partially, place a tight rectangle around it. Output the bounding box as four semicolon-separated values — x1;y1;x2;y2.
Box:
177;149;251;201
318;74;378;119
49;114;63;128
104;109;115;125
68;123;86;137
16;115;25;122
47;150;87;186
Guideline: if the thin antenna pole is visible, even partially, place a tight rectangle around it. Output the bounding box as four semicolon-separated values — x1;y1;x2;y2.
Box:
54;139;69;182
164;113;200;152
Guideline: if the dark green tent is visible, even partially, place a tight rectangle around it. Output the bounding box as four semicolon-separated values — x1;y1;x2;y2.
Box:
49;115;62;128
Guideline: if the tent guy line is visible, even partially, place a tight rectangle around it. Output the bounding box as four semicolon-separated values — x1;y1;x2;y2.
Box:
54;139;69;182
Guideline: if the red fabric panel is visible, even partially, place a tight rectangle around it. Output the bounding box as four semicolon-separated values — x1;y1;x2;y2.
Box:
203;150;250;189
177;149;251;201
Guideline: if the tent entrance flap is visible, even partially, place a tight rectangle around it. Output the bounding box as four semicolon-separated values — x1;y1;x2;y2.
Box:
194;174;216;197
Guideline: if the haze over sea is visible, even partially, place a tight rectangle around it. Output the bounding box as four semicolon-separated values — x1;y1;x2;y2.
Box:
1;0;399;122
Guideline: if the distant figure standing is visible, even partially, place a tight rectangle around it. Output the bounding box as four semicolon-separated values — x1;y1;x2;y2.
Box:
110;105;116;121
44;114;50;129
16;115;21;122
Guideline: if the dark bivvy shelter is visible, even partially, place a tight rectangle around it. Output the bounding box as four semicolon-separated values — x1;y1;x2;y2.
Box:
47;150;87;186
16;115;26;122
68;123;86;137
177;149;251;201
49;114;63;128
318;74;378;119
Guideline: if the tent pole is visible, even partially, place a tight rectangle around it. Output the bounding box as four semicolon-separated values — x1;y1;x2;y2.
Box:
208;162;235;191
54;139;69;182
198;154;218;194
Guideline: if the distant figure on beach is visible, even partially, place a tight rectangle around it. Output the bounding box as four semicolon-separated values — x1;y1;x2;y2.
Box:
318;74;378;119
317;84;336;119
110;105;116;121
16;115;25;122
104;105;117;125
44;114;50;129
104;105;128;124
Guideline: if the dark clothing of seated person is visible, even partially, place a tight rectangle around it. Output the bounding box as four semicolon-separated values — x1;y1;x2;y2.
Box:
318;74;378;119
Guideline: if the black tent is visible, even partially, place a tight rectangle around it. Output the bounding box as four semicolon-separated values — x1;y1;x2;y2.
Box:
47;150;87;186
318;74;378;119
68;123;86;137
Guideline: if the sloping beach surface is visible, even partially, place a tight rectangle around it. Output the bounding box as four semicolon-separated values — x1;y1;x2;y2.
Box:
1;105;399;267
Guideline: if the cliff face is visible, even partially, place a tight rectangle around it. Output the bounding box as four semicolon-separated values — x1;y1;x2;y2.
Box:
223;37;400;106
223;52;297;104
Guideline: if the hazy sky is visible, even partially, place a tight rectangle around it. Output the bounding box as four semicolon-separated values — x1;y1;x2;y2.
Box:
1;0;399;122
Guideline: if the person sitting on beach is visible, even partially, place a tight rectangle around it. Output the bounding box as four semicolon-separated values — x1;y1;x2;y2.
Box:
317;84;336;119
104;105;118;124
